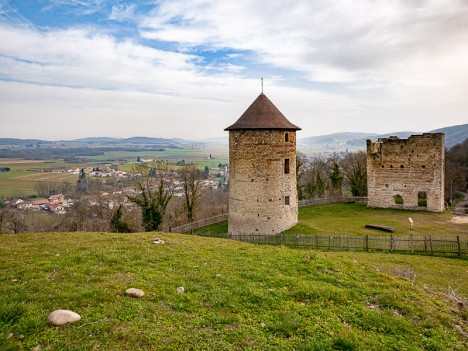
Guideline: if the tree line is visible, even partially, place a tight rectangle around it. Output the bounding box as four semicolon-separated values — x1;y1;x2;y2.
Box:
445;138;468;202
296;150;368;201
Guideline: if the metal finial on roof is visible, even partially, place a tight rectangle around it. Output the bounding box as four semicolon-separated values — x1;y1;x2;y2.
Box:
261;78;263;94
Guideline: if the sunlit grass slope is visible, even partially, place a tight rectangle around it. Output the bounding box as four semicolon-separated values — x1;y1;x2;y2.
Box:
286;203;468;237
195;203;468;238
1;232;467;350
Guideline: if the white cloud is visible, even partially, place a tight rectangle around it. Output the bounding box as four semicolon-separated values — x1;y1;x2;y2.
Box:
109;4;136;22
140;0;468;86
0;0;467;140
42;0;105;15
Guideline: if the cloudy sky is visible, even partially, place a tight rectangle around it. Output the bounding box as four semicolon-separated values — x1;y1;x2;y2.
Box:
1;0;467;140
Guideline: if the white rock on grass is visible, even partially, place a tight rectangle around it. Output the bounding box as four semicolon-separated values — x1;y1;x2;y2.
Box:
153;238;165;244
48;310;81;326
125;288;145;298
177;286;185;294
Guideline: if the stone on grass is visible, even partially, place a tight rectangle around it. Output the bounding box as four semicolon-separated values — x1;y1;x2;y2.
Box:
177;286;185;294
153;238;165;244
48;309;81;326
125;288;145;298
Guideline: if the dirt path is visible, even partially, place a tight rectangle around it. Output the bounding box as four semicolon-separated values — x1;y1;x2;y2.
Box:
450;192;468;223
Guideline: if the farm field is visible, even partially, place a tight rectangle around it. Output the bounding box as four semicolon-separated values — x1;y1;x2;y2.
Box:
0;160;82;199
0;145;228;198
83;144;228;166
0;231;466;350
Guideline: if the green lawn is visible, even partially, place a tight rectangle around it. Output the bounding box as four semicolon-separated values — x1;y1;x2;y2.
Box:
194;203;468;239
0;232;467;350
286;203;468;238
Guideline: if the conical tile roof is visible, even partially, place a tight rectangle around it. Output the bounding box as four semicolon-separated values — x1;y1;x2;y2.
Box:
225;94;301;131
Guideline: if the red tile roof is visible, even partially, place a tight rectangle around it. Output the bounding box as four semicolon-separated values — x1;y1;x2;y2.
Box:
225;94;301;131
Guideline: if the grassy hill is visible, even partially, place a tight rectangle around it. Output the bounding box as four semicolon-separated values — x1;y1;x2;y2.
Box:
1;231;467;350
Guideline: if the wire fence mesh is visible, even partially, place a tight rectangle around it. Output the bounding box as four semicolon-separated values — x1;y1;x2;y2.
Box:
196;233;467;256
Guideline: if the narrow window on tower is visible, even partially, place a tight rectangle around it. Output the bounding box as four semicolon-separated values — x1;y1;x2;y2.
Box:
284;132;289;142
285;196;290;206
284;158;290;174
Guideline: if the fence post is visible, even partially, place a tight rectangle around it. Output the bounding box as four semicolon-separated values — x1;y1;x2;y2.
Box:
390;235;393;252
410;235;414;253
316;235;319;248
457;236;461;256
296;235;299;247
429;235;433;255
424;235;427;253
328;235;331;250
347;236;350;250
366;235;369;252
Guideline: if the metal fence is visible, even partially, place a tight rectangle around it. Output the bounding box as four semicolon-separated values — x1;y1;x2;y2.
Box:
171;197;368;233
298;196;368;207
196;233;468;256
171;213;229;234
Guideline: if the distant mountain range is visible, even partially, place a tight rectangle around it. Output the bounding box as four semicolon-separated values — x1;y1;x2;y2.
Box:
298;124;468;149
1;124;466;149
430;124;468;148
74;136;185;144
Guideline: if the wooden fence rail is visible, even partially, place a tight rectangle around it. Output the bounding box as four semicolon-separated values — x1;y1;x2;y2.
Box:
196;233;468;256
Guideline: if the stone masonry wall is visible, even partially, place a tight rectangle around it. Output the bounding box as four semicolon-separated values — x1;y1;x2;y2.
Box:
228;129;298;235
366;133;445;212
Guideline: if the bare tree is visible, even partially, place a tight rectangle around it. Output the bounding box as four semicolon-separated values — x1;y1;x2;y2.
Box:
127;161;174;231
302;158;328;198
0;209;29;234
296;152;306;200
340;151;367;196
181;165;201;225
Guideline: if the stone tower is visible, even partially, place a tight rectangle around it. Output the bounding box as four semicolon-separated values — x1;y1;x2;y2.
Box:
225;93;301;235
366;133;445;212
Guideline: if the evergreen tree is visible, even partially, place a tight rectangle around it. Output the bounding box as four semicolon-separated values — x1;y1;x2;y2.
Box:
77;168;88;192
314;170;325;198
329;161;343;196
110;205;131;233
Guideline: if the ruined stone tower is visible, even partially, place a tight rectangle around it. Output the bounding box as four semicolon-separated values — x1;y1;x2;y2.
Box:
225;93;301;235
366;133;445;212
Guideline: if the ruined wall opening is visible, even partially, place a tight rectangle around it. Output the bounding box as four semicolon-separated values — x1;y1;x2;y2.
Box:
284;132;289;142
418;191;427;207
394;194;404;205
284;196;290;206
284;158;290;174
